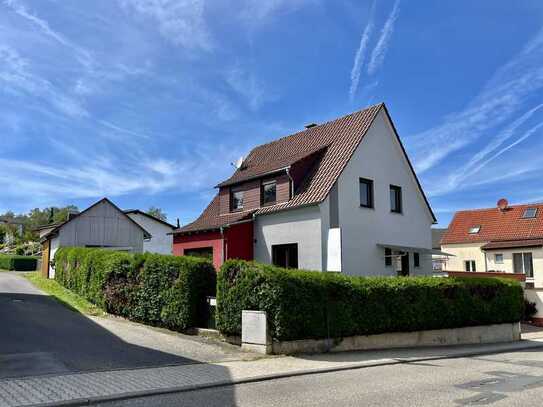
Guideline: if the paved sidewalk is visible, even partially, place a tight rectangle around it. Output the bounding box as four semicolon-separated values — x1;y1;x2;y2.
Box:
2;338;543;407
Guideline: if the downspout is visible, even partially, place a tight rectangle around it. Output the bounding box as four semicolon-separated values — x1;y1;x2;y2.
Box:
484;249;488;272
220;226;226;265
285;167;294;200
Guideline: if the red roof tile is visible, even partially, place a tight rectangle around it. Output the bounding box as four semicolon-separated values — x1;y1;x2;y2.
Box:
441;203;543;245
481;239;543;250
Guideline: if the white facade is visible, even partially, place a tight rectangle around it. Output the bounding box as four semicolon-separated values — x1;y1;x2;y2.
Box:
125;212;174;254
48;236;59;278
254;110;434;276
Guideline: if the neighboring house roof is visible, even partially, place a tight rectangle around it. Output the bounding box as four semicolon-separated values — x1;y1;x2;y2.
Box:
431;228;447;249
481;239;543;250
123;210;176;229
441;202;543;245
41;198;151;241
175;103;436;234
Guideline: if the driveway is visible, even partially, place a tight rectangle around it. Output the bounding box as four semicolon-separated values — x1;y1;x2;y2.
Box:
0;272;256;379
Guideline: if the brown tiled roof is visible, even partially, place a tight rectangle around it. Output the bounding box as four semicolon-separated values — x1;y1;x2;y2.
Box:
481;239;543;250
441;203;543;245
177;103;436;233
173;195;255;234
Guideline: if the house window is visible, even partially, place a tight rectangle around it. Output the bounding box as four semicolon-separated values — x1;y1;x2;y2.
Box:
359;178;374;208
390;185;402;213
513;252;533;278
464;260;476;272
384;248;392;266
184;247;213;260
468;226;481;234
522;208;538;219
231;190;244;211
272;243;298;269
414;252;420;268
261;180;277;206
494;253;504;264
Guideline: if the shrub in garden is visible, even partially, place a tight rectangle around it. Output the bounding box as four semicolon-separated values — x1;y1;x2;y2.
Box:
0;254;38;271
54;247;215;331
216;260;524;341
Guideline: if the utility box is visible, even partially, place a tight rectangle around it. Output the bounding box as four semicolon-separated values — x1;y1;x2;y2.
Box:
241;310;271;354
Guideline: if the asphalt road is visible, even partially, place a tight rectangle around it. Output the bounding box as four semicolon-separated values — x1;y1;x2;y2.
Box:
97;348;543;406
0;272;191;379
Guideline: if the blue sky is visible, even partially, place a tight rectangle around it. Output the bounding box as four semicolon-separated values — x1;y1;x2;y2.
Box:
1;0;542;227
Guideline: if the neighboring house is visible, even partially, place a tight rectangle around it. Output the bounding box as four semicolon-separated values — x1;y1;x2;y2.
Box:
431;228;448;271
124;210;175;254
38;198;150;279
0;218;24;245
173;103;439;276
441;198;543;325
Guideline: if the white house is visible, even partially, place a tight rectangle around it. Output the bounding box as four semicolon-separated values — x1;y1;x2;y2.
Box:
39;198;150;278
173;103;440;276
124;210;175;254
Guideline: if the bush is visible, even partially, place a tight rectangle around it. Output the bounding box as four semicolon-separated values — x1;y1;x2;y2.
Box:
0;254;38;271
216;260;524;341
54;248;216;331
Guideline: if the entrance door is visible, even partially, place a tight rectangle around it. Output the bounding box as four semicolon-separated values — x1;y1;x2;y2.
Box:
400;252;410;276
41;240;50;278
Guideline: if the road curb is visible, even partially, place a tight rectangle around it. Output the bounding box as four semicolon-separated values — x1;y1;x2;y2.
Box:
26;339;543;407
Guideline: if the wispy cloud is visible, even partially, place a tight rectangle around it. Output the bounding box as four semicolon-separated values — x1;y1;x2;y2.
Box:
367;0;400;76
349;0;376;101
118;0;212;51
225;65;277;111
411;27;543;175
238;0;315;23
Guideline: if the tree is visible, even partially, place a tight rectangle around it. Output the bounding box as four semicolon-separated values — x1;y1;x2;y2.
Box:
146;206;167;221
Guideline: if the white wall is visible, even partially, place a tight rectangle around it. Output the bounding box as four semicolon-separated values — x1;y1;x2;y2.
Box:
335;109;434;277
442;243;487;272
126;213;173;254
48;236;59;279
254;206;322;270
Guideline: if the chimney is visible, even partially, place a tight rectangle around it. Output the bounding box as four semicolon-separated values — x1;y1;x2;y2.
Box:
176;218;181;228
497;198;509;212
304;123;318;129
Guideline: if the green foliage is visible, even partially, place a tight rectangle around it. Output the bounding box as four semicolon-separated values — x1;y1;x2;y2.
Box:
0;254;38;271
217;260;524;341
146;206;168;222
54;247;216;331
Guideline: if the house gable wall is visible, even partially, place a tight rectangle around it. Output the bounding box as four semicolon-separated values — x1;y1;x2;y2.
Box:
335;109;433;277
57;200;144;252
126;212;173;254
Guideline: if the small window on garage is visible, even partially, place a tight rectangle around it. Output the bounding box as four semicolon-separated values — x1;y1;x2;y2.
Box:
494;253;504;264
184;247;213;260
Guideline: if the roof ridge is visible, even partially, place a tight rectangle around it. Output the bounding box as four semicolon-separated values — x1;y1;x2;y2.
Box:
248;103;384;153
454;201;543;213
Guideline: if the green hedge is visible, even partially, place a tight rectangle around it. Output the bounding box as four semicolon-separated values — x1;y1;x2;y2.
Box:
0;255;38;271
217;260;524;341
54;248;216;330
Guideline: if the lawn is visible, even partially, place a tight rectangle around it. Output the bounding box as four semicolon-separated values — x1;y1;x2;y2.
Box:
24;272;105;317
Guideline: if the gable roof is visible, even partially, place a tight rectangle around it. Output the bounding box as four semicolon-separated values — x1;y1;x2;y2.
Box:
432;228;447;249
176;103;436;234
123;209;176;229
441;203;543;245
41;198;151;241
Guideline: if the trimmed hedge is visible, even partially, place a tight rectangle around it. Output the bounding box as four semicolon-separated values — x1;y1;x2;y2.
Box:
54;248;216;330
0;255;38;271
217;260;524;341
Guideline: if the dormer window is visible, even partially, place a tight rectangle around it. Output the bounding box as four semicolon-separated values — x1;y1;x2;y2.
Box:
522;208;538;219
261;180;277;206
231;190;244;211
468;226;481;234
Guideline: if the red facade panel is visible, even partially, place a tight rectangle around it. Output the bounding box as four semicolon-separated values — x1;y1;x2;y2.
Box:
173;231;223;270
225;222;254;261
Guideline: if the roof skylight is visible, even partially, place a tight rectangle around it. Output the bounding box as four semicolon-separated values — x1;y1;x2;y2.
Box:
468;226;481;234
522;208;538;219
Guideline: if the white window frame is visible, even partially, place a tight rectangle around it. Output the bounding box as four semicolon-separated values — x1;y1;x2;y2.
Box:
464;260;476;272
494;253;504;264
513;252;534;279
